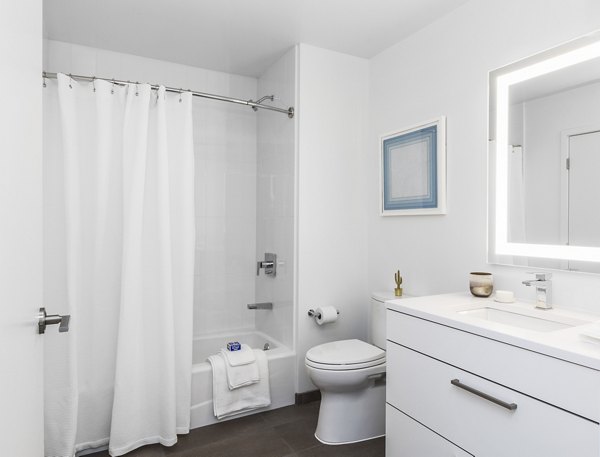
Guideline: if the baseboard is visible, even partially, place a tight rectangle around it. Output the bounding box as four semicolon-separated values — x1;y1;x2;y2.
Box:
295;390;321;405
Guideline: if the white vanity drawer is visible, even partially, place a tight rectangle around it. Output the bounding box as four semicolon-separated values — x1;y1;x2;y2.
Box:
387;309;600;421
386;404;473;456
387;343;599;457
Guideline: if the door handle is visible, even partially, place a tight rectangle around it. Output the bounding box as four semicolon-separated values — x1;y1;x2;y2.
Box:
38;307;70;334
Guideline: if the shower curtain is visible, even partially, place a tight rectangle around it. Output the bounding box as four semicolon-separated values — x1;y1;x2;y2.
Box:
43;74;195;457
508;145;528;266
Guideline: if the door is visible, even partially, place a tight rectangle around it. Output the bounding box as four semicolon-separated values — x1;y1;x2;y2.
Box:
0;0;44;455
567;131;600;272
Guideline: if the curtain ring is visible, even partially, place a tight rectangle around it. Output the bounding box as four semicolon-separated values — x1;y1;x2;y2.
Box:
92;76;96;93
42;71;47;88
135;82;139;97
111;78;115;95
68;73;73;89
179;89;183;103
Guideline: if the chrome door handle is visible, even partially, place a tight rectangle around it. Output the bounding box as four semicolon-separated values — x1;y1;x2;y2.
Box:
451;378;517;411
38;307;70;334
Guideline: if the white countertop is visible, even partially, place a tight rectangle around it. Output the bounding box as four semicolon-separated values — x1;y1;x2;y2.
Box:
386;292;600;371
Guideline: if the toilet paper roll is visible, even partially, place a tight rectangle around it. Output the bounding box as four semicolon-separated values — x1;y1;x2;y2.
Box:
315;306;338;325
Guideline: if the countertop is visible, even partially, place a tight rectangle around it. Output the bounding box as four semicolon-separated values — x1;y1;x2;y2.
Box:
386;292;600;371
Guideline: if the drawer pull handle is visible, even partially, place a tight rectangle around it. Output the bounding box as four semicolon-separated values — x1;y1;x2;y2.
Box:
451;379;517;411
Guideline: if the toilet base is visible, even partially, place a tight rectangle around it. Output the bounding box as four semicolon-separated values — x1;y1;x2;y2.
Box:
315;431;385;446
314;379;386;445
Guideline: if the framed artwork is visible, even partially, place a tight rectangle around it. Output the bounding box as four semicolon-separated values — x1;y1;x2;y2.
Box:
380;116;446;216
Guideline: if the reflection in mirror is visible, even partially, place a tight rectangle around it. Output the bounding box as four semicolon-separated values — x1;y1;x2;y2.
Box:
489;31;600;273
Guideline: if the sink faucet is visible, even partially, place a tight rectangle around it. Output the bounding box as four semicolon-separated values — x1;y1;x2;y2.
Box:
522;273;552;310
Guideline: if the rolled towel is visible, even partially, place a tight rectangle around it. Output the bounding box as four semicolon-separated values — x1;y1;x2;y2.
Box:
220;344;256;366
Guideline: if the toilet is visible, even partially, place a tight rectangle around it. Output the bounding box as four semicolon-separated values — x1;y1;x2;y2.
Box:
304;292;396;445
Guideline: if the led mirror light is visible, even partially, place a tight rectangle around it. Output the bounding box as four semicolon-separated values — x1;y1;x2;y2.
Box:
494;39;600;263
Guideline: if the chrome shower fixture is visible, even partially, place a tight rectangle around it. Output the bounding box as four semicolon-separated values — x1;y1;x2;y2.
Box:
251;95;275;111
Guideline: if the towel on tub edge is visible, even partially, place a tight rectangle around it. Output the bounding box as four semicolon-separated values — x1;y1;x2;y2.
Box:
207;349;271;420
220;343;256;366
221;345;260;389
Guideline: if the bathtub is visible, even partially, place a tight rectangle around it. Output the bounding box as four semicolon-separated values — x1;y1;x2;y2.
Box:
190;330;295;429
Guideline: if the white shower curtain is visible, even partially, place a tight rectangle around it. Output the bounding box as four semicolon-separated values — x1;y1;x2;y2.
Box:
508;145;528;266
43;74;195;457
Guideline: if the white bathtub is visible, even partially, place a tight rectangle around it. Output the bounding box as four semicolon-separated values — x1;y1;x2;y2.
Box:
190;330;295;429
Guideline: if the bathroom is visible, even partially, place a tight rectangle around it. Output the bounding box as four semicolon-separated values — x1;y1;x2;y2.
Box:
4;0;600;456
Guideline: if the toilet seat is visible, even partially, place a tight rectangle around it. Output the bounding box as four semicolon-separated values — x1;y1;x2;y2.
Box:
305;339;385;371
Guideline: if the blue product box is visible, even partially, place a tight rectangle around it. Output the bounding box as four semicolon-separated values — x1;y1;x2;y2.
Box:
227;341;241;351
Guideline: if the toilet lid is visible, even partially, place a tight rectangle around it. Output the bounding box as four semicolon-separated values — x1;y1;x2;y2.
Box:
305;339;385;367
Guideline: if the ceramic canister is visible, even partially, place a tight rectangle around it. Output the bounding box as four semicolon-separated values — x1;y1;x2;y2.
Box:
469;272;493;297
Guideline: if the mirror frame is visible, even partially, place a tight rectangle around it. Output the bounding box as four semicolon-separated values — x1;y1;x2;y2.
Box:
489;31;600;264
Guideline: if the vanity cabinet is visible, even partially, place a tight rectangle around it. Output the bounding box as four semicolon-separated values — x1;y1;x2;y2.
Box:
386;404;473;456
386;309;600;457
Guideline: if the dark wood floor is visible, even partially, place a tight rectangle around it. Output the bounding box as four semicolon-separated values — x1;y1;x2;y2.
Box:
88;402;385;457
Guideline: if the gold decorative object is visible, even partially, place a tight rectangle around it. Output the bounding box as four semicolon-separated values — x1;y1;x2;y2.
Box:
394;270;403;297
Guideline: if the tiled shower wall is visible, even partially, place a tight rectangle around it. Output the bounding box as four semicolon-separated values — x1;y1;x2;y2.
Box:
44;40;259;337
255;47;297;350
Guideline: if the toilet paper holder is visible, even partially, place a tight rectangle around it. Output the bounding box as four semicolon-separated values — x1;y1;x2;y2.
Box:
308;308;340;319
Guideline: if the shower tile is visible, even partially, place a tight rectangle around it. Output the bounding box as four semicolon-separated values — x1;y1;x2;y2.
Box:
155;62;187;90
69;44;98;77
228;75;258;101
45;40;73;74
118;54;153;85
95;49;125;80
203;216;227;250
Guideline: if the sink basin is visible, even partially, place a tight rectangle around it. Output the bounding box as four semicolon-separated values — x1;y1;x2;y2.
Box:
458;306;589;332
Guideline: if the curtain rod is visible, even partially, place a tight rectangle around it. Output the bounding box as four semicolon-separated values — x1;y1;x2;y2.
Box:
42;72;295;119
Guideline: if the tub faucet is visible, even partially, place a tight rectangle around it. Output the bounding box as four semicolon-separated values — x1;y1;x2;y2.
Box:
522;273;552;310
247;302;273;310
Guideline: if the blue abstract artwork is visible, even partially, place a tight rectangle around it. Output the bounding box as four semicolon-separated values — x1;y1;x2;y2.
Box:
382;125;439;213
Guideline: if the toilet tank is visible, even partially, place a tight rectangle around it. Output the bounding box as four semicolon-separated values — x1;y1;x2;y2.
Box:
369;292;398;349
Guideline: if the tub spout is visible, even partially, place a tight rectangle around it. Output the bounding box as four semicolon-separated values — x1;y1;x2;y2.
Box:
247;302;273;310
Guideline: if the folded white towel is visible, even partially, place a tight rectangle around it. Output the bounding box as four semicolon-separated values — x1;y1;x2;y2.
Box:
224;356;260;390
220;344;256;366
207;350;271;420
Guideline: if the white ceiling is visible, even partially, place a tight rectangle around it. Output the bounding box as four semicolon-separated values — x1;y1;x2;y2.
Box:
44;0;469;77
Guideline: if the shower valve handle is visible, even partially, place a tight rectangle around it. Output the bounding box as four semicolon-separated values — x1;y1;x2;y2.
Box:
257;260;273;273
38;307;70;334
256;253;277;277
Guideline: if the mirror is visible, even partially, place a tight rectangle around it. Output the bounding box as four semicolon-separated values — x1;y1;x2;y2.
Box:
489;31;600;273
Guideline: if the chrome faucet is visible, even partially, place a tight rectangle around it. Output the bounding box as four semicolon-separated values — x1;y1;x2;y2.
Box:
247;302;273;310
522;273;552;310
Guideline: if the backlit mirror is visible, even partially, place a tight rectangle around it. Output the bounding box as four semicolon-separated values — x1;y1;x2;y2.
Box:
489;31;600;273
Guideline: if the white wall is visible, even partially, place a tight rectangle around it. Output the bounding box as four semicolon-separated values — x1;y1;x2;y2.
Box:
44;40;259;337
368;0;600;312
255;47;297;349
296;44;370;392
